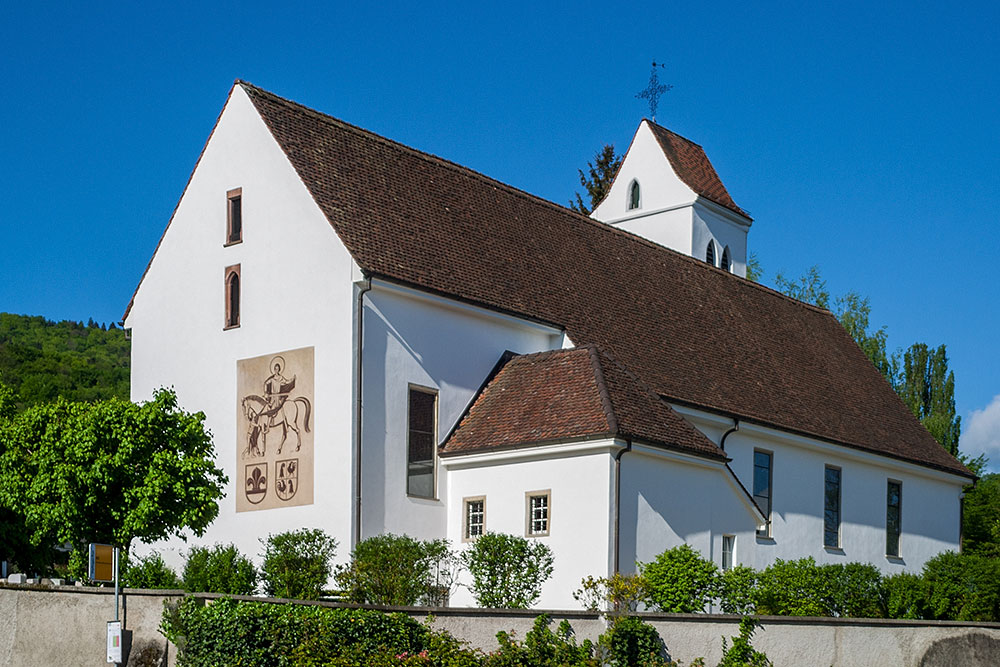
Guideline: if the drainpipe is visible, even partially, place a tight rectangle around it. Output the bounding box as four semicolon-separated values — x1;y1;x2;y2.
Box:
613;439;632;574
354;276;372;548
719;418;740;451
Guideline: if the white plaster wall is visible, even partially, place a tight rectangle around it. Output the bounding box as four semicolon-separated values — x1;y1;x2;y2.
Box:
125;85;357;568
591;121;697;256
675;407;966;574
443;445;615;609
691;203;749;278
360;283;565;544
618;447;760;576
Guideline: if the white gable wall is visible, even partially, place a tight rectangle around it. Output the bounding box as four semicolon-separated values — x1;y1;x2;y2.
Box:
692;201;750;277
675;406;966;574
126;85;358;567
592;121;697;256
360;281;566;542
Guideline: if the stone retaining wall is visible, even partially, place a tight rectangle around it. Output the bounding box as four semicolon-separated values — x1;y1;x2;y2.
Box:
2;584;999;666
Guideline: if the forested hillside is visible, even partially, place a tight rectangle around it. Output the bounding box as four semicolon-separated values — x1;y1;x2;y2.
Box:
0;313;129;408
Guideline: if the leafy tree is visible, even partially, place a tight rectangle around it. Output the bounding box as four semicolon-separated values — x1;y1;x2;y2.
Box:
897;343;961;456
336;533;455;606
921;551;1000;621
570;144;622;215
718;565;758;615
574;572;650;614
461;532;554;608
963;473;1000;557
0;388;226;576
774;266;831;309
753;557;828;616
260;528;337;600
882;572;926;619
183;543;257;595
599;615;664;666
641;544;718;613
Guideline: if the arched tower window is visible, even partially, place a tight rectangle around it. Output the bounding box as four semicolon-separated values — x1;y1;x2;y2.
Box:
627;180;641;210
705;241;716;266
225;264;241;329
721;246;732;272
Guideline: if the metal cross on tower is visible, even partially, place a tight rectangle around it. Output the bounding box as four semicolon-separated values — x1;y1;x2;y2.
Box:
636;61;673;121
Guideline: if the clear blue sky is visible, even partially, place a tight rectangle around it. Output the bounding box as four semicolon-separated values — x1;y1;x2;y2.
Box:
2;2;998;464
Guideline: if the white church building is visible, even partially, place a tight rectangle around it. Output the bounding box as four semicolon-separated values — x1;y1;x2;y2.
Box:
124;81;972;608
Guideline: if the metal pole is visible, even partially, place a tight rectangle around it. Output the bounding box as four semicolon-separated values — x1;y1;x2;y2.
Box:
113;546;120;622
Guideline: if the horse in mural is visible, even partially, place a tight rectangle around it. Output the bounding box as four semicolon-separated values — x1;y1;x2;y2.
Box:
241;394;312;458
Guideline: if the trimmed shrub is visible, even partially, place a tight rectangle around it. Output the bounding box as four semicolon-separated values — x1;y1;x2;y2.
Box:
822;562;884;618
883;572;926;619
162;597;430;667
753;558;828;616
642;544;718;613
260;528;337;600
182;543;257;595
718;565;758;615
122;551;181;589
922;551;1000;621
335;533;455;606
600;615;664;667
461;532;554;609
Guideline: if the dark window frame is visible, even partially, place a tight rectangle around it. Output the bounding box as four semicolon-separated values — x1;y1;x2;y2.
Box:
225;188;243;246
706;240;716;266
721;246;732;272
824;465;842;549
406;385;437;499
753;449;773;537
887;480;902;557
224;264;241;330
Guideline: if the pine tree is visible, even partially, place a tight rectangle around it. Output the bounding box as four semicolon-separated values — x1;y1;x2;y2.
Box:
570;144;621;215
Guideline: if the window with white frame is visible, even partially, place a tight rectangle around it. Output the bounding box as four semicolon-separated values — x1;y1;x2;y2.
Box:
721;535;735;571
464;496;485;540
407;386;436;498
526;490;551;537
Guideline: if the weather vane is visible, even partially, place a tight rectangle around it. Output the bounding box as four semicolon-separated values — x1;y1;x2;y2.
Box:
636;61;672;121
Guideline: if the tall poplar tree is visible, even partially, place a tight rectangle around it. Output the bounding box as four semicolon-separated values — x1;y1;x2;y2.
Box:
570;144;622;215
897;343;962;456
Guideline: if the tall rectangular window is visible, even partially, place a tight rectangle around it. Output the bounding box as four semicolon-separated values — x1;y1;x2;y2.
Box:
887;480;902;557
721;535;735;571
226;188;242;245
824;466;841;548
407;386;436;498
224;264;240;329
753;450;772;536
526;491;550;537
464;497;485;540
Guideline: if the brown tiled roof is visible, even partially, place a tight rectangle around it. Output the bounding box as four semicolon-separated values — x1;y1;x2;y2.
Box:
646;121;749;218
441;346;725;459
236;81;970;479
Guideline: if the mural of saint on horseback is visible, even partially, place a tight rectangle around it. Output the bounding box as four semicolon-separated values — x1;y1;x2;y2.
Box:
236;346;315;511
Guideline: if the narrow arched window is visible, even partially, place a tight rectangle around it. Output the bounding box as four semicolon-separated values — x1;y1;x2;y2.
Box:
627;180;640;210
721;246;732;272
225;264;241;329
705;241;716;266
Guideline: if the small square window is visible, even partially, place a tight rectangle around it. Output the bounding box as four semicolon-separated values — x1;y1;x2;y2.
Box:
464;497;485;541
226;188;242;245
526;491;550;537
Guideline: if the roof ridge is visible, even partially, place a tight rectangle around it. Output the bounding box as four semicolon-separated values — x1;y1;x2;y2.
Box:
585;344;619;435
238;81;821;319
643;117;706;149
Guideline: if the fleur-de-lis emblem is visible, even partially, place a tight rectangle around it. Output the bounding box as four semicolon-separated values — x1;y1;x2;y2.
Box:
245;463;267;504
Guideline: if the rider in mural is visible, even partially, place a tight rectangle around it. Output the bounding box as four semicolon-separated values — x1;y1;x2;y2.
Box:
262;355;296;421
